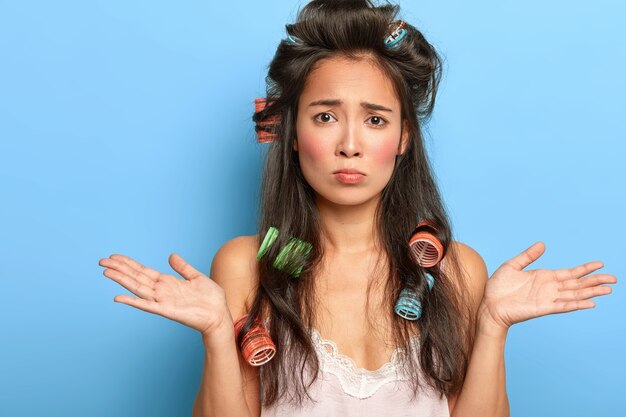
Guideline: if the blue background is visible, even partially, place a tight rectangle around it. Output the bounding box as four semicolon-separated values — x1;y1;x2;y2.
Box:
1;1;624;416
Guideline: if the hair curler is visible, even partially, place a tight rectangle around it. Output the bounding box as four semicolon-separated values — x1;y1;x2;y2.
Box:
254;98;281;143
384;20;407;48
257;226;279;260
234;314;276;367
273;237;312;278
394;288;422;320
257;226;312;278
408;220;444;268
424;271;435;290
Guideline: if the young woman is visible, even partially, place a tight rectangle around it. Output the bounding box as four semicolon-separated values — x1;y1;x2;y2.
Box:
98;1;617;416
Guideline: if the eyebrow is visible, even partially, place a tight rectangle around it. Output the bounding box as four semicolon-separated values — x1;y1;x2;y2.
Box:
307;99;394;113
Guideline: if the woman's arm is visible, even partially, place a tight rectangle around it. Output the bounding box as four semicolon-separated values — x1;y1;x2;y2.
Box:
449;310;510;417
99;237;262;416
193;324;257;417
192;236;262;417
446;243;510;417
449;241;616;417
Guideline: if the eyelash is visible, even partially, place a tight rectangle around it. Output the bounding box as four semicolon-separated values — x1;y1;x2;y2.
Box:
313;112;388;128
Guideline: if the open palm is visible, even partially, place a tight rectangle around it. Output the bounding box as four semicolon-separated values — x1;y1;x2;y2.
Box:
480;242;617;330
98;253;231;336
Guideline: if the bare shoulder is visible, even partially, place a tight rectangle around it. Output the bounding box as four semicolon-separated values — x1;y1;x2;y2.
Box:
210;235;260;320
446;241;489;318
448;241;489;279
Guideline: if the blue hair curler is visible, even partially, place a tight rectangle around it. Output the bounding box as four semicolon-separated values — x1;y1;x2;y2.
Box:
384;20;407;48
394;288;423;320
424;272;435;290
285;34;301;46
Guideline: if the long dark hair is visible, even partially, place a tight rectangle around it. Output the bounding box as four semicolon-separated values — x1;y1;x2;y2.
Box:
245;0;475;407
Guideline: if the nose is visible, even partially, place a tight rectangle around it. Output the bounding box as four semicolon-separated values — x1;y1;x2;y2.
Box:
336;123;362;158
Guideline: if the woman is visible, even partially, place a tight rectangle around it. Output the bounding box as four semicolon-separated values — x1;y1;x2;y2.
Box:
98;1;617;416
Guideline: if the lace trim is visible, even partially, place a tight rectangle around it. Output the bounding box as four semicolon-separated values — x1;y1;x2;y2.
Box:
310;328;420;399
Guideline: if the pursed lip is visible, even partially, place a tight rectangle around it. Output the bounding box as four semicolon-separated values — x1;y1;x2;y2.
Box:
333;168;365;175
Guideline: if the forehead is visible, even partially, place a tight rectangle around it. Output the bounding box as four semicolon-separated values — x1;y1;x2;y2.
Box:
299;55;399;107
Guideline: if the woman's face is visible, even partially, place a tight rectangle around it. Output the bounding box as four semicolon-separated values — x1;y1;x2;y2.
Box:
295;55;409;208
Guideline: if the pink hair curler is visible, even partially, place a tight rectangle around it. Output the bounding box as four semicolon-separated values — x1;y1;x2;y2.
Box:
408;220;444;268
254;98;281;143
234;314;276;367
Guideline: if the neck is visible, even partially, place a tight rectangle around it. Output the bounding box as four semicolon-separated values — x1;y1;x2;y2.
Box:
315;194;383;255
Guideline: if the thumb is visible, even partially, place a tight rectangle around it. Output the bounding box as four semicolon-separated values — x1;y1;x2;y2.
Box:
506;241;546;271
169;253;204;281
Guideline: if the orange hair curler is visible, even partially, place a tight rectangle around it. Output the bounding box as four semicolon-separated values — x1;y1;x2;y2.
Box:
254;98;281;143
408;220;444;268
234;314;276;366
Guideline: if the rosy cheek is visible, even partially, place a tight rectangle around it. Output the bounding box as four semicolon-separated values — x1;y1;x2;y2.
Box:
297;134;327;163
370;135;400;164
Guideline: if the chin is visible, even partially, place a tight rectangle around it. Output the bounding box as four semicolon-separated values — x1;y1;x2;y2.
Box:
314;188;383;208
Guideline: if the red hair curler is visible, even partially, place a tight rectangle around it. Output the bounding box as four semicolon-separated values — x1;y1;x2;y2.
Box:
234;314;276;366
254;98;281;143
408;220;444;268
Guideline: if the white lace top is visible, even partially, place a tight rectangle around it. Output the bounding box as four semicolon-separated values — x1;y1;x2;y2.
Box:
260;327;450;417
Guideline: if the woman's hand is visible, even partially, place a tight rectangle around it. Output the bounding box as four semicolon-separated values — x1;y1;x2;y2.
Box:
98;253;233;337
479;241;618;332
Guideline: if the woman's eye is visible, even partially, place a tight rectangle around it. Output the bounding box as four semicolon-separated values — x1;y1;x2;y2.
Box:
314;112;336;123
368;116;387;127
313;113;387;127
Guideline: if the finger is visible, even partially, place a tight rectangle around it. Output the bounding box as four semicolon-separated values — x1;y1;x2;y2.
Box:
114;295;163;315
101;255;160;286
505;241;546;271
168;253;204;281
103;268;156;301
555;261;605;281
109;254;161;280
556;285;613;302
559;273;617;291
551;299;596;314
99;258;155;292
